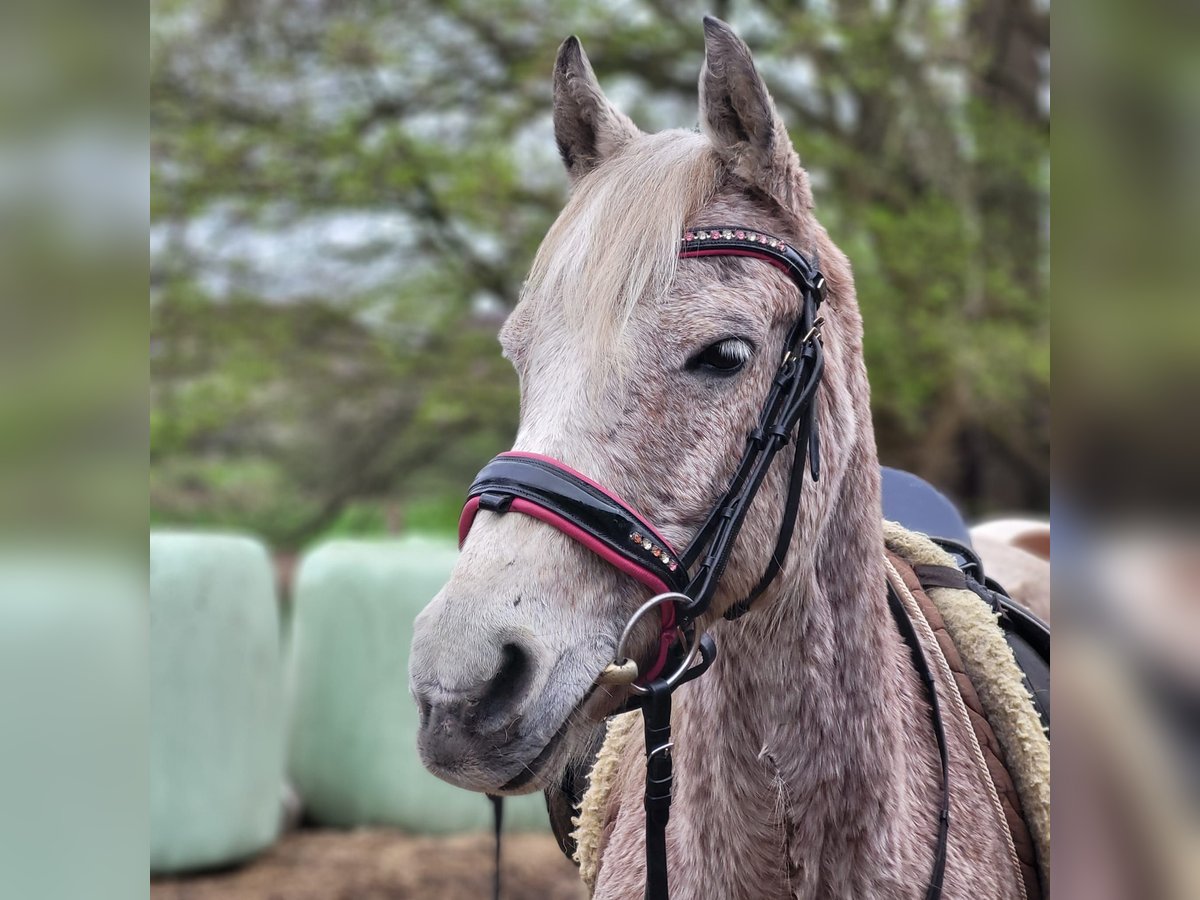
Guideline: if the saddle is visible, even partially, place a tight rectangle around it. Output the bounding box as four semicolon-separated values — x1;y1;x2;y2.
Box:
881;524;1050;899
547;475;1050;898
879;466;1050;740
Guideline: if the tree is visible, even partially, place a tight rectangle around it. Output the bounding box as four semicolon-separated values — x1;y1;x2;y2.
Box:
151;0;1049;548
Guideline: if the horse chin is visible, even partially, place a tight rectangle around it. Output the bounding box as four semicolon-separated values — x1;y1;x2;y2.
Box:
490;685;616;796
419;679;614;797
419;725;568;796
490;729;577;796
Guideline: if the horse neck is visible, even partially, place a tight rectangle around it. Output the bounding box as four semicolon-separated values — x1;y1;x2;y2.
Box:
671;431;926;895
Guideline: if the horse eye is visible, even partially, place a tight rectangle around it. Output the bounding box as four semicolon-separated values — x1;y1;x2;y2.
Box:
686;338;753;375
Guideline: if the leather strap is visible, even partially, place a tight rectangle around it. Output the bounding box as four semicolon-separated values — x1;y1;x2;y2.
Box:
674;230;826;623
887;579;951;900
641;679;674;900
679;226;827;300
488;794;503;900
913;559;1050;735
724;369;820;621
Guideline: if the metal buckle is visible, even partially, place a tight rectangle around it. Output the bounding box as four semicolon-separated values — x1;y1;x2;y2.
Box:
800;315;825;346
783;316;825;365
595;592;705;695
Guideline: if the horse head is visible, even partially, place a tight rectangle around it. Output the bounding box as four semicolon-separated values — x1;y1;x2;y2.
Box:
409;17;865;796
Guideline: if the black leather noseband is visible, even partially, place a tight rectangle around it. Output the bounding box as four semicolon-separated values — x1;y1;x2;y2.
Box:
463;453;689;596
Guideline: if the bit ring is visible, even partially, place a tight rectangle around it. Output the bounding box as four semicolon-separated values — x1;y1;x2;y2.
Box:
597;592;705;695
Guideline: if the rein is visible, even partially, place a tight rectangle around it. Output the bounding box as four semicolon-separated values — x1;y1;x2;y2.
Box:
460;227;950;900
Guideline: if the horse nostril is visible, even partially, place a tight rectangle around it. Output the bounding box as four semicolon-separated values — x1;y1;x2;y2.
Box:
479;641;533;721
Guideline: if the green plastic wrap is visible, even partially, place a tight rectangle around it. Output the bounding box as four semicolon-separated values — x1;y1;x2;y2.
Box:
0;553;145;900
287;537;550;832
150;532;285;873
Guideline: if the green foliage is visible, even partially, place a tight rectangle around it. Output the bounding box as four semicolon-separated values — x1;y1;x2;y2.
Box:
151;0;1049;547
402;494;470;537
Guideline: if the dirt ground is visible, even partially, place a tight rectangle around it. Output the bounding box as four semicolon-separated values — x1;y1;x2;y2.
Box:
151;829;586;900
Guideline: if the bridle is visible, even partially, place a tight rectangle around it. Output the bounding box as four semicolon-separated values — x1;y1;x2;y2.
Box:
460;226;827;672
459;227;949;900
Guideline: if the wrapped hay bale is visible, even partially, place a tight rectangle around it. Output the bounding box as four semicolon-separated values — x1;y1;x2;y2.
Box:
287;537;549;832
150;532;285;873
0;554;144;900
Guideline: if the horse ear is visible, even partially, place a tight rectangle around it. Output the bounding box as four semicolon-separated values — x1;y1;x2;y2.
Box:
698;17;809;207
553;36;639;183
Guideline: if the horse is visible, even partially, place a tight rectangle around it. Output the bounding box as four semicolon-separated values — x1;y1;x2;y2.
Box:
410;17;1040;899
971;519;1051;621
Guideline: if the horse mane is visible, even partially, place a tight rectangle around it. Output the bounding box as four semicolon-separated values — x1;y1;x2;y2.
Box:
522;130;721;356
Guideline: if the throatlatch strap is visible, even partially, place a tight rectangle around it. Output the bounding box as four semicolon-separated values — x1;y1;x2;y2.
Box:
680;284;825;623
724;395;818;621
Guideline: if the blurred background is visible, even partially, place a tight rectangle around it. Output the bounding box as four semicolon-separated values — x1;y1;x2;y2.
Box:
149;0;1050;558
